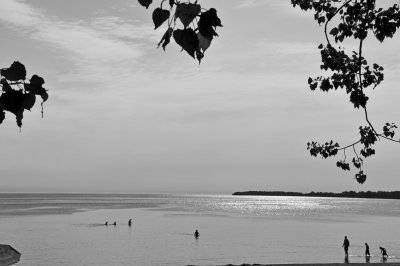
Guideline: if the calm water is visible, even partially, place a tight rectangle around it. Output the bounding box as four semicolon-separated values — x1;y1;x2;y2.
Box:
0;194;399;265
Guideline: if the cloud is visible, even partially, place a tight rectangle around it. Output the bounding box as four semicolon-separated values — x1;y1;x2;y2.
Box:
252;41;317;56
0;0;41;27
0;0;160;84
32;22;142;62
234;0;269;9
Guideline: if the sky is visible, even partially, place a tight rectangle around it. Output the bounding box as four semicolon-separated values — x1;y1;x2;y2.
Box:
0;0;399;194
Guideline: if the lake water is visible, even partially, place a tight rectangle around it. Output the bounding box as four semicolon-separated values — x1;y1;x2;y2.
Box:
0;194;399;265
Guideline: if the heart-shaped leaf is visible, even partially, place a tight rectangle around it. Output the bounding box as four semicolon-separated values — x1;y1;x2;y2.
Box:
198;8;222;39
40;91;49;102
175;3;201;28
153;8;170;29
1;61;26;81
24;75;46;95
173;28;199;58
138;0;152;9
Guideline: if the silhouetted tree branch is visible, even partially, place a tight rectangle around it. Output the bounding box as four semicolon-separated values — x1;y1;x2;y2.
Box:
137;0;222;63
0;61;48;129
293;0;400;183
139;0;400;184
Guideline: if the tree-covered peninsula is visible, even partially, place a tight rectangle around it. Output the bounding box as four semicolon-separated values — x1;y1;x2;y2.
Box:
232;191;400;199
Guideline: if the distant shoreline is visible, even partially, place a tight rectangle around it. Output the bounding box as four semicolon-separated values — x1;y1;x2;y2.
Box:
232;190;400;199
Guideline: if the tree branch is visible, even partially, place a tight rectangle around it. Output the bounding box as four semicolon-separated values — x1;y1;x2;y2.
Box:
358;39;363;90
337;139;362;151
377;134;400;143
324;0;353;45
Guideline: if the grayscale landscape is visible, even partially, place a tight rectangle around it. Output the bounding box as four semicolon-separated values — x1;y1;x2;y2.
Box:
1;1;400;265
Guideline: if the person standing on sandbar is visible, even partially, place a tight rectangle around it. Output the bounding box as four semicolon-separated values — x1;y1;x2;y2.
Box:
342;236;350;256
365;243;370;257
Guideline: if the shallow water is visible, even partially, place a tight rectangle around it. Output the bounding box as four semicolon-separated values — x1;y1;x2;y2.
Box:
0;194;399;265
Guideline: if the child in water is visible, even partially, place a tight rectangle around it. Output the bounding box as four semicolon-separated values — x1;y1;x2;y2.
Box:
379;247;388;258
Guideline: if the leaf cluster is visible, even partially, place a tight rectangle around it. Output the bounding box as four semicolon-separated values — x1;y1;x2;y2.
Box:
307;123;400;184
336;160;350;171
307;44;385;109
138;0;222;63
383;122;397;139
294;0;398;108
307;140;339;159
293;0;400;184
0;61;48;129
292;0;400;42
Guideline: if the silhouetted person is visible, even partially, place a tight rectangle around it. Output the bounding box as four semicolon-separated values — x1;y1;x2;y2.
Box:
113;221;116;226
342;236;350;257
194;229;199;239
128;219;132;227
105;221;108;226
380;246;388;258
365;243;370;257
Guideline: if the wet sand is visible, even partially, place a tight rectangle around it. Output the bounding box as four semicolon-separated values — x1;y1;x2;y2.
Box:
188;263;400;266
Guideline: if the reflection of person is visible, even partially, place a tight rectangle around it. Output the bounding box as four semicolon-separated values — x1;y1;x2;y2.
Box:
379;247;388;258
128;219;132;227
342;236;350;256
194;230;199;238
365;243;370;257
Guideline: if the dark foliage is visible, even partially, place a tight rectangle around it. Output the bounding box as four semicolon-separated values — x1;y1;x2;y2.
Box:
233;190;400;200
0;61;48;129
138;0;222;63
152;8;170;29
138;0;152;9
293;0;400;183
173;28;199;58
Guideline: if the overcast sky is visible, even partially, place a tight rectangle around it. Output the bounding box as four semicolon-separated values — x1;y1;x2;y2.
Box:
0;0;399;194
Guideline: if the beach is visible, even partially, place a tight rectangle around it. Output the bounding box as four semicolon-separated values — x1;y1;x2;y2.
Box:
214;262;400;266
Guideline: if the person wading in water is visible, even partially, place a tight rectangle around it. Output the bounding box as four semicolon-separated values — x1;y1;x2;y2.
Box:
342;236;350;257
365;243;370;257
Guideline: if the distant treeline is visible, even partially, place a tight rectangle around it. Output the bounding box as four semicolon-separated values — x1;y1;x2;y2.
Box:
232;191;400;199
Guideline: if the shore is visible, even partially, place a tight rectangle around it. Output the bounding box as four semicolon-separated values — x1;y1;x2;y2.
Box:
188;263;400;266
